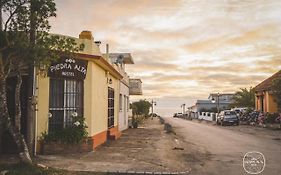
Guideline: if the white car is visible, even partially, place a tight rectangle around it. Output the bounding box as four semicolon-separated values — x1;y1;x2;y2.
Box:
173;113;183;118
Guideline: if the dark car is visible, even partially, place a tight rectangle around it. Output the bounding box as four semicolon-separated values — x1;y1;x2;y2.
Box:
173;113;183;118
217;110;239;126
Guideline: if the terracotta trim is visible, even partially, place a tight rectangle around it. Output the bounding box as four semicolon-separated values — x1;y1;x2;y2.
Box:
107;126;121;140
91;130;107;149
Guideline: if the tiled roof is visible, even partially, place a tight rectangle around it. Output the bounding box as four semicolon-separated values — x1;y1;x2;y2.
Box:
255;70;281;91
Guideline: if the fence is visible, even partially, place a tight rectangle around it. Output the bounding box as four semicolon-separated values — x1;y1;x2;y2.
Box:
198;112;217;121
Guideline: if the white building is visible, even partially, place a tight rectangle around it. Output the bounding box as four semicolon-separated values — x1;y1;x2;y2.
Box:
109;53;134;131
190;93;234;112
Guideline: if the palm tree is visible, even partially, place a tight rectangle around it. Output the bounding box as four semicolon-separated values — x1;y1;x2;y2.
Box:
231;87;255;108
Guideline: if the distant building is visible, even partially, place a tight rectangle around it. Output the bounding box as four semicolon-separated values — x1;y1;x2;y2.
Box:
190;93;234;112
208;93;234;103
255;70;281;113
129;79;143;95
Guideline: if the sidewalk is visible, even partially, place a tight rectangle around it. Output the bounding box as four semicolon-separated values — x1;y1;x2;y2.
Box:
36;118;191;174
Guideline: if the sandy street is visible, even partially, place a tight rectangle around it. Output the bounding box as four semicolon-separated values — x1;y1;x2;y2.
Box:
165;117;281;175
36;118;191;174
34;117;281;175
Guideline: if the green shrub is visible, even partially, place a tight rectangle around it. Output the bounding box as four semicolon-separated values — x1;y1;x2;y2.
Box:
41;115;88;144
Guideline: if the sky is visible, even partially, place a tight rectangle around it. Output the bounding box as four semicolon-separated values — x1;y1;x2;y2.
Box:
50;0;281;117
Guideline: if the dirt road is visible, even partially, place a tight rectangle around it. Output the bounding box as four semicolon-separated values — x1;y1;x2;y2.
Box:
165;117;281;175
36;118;191;174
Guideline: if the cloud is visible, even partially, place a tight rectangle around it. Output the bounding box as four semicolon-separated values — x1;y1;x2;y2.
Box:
51;0;281;116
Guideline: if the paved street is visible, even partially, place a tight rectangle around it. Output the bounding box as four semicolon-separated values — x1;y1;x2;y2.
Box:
164;117;281;175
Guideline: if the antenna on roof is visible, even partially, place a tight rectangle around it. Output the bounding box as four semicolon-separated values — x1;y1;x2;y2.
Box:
114;54;124;65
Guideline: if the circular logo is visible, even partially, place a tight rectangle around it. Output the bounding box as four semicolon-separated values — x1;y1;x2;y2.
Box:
243;151;265;174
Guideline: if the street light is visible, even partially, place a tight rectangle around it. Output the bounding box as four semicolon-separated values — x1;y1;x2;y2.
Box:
211;92;220;113
151;100;157;120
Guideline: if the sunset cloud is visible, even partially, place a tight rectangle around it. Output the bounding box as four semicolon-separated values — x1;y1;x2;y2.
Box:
51;0;281;116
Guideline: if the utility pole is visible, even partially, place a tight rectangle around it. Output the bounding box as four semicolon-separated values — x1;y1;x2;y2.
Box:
217;92;220;113
151;100;156;120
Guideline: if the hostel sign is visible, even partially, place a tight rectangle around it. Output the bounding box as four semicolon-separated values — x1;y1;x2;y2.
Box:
48;57;88;80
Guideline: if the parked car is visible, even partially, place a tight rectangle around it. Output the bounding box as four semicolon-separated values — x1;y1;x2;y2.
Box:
217;110;239;126
173;113;183;118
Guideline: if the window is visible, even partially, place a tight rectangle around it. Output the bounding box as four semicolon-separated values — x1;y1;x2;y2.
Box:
127;96;129;111
123;95;126;112
49;78;83;132
119;94;122;111
108;87;114;128
124;95;127;125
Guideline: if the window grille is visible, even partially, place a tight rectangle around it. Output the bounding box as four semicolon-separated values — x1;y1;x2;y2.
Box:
108;87;114;128
49;78;83;132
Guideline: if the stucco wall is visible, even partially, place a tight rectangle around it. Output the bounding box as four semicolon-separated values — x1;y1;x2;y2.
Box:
108;74;120;128
87;62;108;136
266;92;278;113
36;75;50;137
118;82;129;131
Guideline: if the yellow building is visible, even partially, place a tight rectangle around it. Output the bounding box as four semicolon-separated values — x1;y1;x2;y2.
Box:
36;31;122;153
255;70;281;113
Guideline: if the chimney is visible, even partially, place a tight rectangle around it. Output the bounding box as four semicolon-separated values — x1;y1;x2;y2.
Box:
106;44;109;60
79;31;93;40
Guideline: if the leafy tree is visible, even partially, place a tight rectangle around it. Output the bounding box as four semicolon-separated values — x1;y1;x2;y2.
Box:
272;76;281;112
231;87;255;108
0;0;83;163
132;100;152;117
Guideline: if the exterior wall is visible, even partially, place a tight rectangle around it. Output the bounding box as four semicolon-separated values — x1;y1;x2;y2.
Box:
36;60;121;149
35;31;123;151
267;93;278;112
36;75;50;137
118;82;129;131
108;73;120;128
192;102;231;112
86;62;108;136
255;91;278;113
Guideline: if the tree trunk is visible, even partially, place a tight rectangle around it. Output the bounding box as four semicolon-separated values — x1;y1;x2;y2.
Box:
0;76;32;164
0;0;3;154
15;70;22;130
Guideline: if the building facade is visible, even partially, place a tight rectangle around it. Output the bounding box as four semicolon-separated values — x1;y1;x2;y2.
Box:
255;70;280;113
36;31;123;153
109;53;134;131
190;93;234;112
